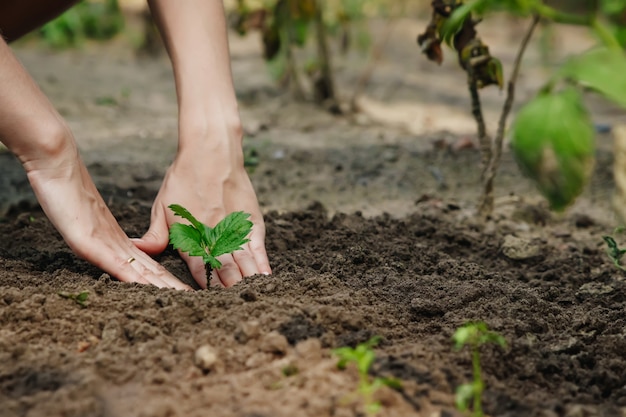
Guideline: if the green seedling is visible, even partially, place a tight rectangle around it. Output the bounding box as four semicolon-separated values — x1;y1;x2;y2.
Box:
453;321;506;417
58;291;89;308
333;336;401;415
168;204;253;281
602;228;626;271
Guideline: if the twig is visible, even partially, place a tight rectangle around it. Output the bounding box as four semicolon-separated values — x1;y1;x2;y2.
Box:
313;0;340;111
468;67;492;180
283;0;305;100
479;14;540;217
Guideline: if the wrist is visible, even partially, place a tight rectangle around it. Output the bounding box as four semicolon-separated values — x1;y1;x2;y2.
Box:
13;119;78;173
177;111;244;154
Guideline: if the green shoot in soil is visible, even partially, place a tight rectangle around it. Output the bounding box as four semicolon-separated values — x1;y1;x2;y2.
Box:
58;291;90;308
453;321;506;417
602;228;626;271
168;204;253;280
333;336;401;415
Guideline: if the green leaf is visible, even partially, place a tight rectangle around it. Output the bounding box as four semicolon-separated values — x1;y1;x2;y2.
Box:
452;325;473;350
455;383;475;411
76;291;89;302
204;253;222;270
511;88;595;211
601;0;626;15
557;47;626;109
440;2;475;47
206;211;253;258
168;204;206;236
169;223;206;258
602;235;626;270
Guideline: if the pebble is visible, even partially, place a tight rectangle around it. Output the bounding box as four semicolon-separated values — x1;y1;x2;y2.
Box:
194;345;218;372
501;235;541;260
259;331;289;355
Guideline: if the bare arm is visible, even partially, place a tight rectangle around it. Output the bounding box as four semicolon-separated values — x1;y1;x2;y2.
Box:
0;38;190;290
134;1;272;287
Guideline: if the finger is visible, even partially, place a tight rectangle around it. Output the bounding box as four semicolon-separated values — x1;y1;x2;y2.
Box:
233;244;260;277
132;204;169;255
248;222;272;275
183;252;210;290
215;254;244;287
130;250;192;291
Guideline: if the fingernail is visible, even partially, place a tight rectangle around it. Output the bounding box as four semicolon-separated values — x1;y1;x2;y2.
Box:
261;271;271;276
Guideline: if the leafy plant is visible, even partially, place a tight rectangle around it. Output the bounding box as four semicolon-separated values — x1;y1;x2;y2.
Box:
602;227;626;271
418;0;626;216
452;321;506;417
231;0;338;107
168;204;253;280
58;291;90;308
333;336;401;415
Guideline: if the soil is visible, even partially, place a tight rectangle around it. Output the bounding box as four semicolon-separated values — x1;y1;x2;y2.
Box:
1;17;626;417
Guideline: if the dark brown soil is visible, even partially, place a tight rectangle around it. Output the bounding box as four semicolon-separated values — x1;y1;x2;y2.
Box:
2;17;626;417
1;194;626;417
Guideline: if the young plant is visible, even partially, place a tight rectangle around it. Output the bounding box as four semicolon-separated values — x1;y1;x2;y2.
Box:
418;0;626;216
58;291;90;308
333;336;401;415
452;321;506;417
602;227;626;271
168;204;253;281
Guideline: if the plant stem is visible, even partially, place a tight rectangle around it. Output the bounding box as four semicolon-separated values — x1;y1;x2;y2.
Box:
479;14;539;217
313;0;340;112
282;0;305;100
534;4;592;26
467;69;491;182
591;16;622;50
472;346;484;417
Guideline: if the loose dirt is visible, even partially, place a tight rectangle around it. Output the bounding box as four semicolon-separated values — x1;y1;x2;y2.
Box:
1;18;626;417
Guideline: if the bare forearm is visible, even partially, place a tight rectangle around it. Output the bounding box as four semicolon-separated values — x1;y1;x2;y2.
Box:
147;0;242;149
0;39;73;169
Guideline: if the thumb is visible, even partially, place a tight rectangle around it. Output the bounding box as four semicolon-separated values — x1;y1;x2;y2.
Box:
132;206;170;255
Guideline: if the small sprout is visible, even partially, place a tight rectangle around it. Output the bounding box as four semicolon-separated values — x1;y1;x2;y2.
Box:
602;228;626;271
168;204;253;281
58;291;90;308
453;321;506;417
281;364;299;377
333;336;401;415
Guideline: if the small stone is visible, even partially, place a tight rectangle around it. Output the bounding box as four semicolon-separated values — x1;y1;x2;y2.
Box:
240;289;258;302
245;352;272;368
194;345;218;372
295;338;322;361
501;235;541;260
235;320;261;344
259;331;289;355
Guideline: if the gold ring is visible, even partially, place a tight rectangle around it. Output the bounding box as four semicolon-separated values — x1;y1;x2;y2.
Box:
127;256;136;264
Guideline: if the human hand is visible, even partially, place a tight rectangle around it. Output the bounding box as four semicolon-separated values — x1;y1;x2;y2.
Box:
25;141;191;290
132;129;271;289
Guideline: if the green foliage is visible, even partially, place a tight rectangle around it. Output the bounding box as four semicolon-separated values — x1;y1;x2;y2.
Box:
556;47;626;109
435;0;626;211
168;204;253;270
333;336;401;415
58;291;90;308
511;88;595;211
602;228;626;271
453;321;506;417
39;0;124;48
